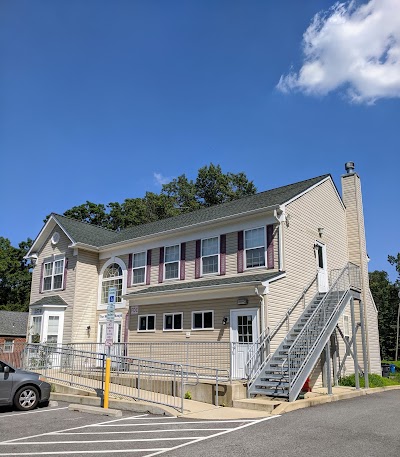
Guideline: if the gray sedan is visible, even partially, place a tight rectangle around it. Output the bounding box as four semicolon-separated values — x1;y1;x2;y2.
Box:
0;360;51;411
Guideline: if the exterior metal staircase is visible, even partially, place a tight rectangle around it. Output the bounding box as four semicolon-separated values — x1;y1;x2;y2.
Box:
247;263;361;402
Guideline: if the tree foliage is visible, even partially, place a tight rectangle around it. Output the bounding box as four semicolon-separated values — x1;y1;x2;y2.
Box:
369;270;399;360
58;164;257;231
0;237;32;312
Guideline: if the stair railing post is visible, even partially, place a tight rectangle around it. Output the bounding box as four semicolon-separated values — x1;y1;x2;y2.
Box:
358;299;369;389
350;296;360;390
325;339;332;395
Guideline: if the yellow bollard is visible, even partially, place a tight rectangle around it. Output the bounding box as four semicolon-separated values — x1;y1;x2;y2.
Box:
103;357;111;409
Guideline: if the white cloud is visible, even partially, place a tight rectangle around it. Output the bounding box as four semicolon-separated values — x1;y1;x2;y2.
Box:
153;172;171;186
277;0;400;104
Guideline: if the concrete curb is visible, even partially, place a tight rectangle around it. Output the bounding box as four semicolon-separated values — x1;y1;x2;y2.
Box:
271;385;400;415
51;393;176;417
68;404;122;417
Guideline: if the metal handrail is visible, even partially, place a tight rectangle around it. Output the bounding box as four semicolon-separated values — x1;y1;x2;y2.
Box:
283;262;360;389
246;272;319;385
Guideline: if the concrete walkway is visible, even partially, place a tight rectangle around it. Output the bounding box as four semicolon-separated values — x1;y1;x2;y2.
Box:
51;384;400;420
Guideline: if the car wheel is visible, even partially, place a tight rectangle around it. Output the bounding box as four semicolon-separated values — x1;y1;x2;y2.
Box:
13;386;39;411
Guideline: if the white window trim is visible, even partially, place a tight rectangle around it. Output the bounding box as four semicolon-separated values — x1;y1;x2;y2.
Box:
30;309;64;345
131;251;147;286
42;256;65;292
3;339;14;353
163;312;183;331
244;226;266;271
191;310;214;331
201;237;220;276
137;314;156;332
97;257;127;310
164;244;180;281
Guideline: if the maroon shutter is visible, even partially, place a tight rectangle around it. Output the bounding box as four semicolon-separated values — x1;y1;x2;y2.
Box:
127;254;133;287
39;262;44;293
180;243;186;280
158;247;164;283
220;234;226;275
146;249;152;285
237;231;244;273
62;258;69;290
195;240;201;279
267;224;274;269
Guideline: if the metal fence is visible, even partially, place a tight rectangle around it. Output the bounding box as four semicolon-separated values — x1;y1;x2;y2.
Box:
21;343;211;412
66;342;234;380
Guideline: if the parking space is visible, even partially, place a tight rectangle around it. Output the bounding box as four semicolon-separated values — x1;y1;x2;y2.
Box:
0;404;279;456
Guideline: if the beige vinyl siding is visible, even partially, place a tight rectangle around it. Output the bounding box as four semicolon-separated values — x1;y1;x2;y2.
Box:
225;231;237;275
29;227;77;344
266;179;349;362
128;296;260;343
71;251;99;342
342;173;381;374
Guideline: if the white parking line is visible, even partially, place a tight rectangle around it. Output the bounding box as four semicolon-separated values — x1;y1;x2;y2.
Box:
0;413;152;444
91;419;255;427
0;449;166;455
1;437;205;445
54;428;228;434
0;407;68;419
146;415;281;457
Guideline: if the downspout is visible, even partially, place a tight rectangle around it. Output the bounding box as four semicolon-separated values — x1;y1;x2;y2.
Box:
255;287;266;336
274;206;286;271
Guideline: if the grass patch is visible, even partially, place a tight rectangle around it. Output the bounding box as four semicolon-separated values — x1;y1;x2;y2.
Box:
339;373;400;388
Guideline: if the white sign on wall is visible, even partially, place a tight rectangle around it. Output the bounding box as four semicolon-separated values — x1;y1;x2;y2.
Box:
105;286;117;347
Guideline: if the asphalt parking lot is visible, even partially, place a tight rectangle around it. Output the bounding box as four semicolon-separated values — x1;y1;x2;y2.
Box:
0;401;277;456
1;391;400;457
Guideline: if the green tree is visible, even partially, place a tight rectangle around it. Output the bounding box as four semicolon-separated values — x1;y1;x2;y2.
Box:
388;253;400;283
195;163;257;207
161;174;201;213
369;270;399;359
0;237;33;312
63;201;109;227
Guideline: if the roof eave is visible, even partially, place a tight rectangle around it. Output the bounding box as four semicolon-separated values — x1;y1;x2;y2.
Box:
100;204;281;252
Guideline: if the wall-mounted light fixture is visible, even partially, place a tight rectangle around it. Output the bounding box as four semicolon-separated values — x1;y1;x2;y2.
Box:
285;214;291;227
86;325;91;337
318;227;324;238
222;316;229;326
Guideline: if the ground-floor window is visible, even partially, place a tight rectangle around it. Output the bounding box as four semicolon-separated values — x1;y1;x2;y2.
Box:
3;339;14;353
138;315;156;332
163;313;183;331
29;309;64;345
192;310;213;330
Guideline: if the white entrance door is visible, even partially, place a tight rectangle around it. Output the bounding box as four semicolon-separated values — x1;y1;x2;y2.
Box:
98;315;123;357
316;241;329;293
230;309;259;379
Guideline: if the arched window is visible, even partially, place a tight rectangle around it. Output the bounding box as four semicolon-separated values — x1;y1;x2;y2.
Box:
101;263;123;304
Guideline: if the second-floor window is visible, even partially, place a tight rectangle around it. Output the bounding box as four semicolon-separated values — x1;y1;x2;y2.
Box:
245;227;265;269
101;263;123;304
201;237;219;275
132;252;146;284
43;258;64;291
164;245;180;280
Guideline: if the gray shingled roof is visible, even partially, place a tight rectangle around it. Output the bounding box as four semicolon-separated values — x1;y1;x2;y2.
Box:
52;214;117;247
0;311;28;337
30;296;68;307
125;271;284;296
53;174;329;248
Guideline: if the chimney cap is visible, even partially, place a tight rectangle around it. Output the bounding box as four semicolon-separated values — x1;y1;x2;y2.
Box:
345;162;355;174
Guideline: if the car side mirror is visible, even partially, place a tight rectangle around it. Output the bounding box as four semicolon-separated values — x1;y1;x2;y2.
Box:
4;366;10;374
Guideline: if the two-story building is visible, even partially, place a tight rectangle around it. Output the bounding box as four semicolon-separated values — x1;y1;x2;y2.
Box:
25;163;381;395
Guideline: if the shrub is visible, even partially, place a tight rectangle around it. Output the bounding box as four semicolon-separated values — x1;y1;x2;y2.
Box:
339;373;399;388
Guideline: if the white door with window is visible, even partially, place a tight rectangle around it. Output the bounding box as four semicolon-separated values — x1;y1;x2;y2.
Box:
230;309;259;379
98;313;123;357
316;241;329;293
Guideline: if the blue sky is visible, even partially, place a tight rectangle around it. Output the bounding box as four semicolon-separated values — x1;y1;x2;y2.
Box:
1;0;399;280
